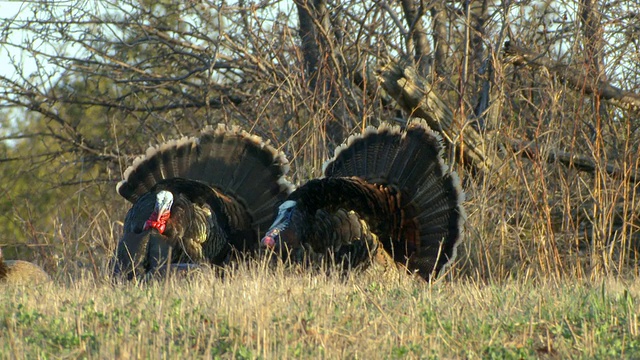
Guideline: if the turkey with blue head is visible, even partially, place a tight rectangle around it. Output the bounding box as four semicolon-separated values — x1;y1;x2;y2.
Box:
261;119;465;280
113;124;293;280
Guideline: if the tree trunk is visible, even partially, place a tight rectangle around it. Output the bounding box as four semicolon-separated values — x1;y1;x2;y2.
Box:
400;0;431;76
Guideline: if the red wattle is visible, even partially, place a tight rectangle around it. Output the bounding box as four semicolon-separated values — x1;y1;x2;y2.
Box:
262;236;275;248
143;211;170;234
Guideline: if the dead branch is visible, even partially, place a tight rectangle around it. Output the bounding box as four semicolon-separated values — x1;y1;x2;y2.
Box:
504;41;640;114
375;60;501;174
509;139;639;183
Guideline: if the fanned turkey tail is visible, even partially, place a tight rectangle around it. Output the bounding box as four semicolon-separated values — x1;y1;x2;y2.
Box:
324;119;465;277
117;124;293;236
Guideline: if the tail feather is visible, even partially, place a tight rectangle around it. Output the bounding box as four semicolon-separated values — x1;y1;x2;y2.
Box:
323;124;400;181
413;178;456;214
191;125;243;189
117;124;293;230
117;137;198;202
390;123;446;191
250;177;298;226
193;124;293;230
172;138;198;178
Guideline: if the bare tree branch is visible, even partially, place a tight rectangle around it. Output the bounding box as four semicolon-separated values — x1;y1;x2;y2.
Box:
400;0;430;75
375;60;500;174
504;41;640;113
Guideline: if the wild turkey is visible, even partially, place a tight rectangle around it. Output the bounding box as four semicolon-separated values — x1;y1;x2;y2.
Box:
261;119;465;280
113;124;293;280
0;247;51;285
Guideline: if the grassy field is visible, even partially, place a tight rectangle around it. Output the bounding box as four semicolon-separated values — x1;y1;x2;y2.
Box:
2;261;640;359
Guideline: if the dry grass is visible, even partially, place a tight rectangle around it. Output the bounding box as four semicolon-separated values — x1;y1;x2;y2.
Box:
2;260;640;359
3;105;640;357
3;100;640;358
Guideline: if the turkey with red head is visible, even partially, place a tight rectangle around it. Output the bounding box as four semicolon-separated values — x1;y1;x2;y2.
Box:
261;119;465;280
113;124;293;280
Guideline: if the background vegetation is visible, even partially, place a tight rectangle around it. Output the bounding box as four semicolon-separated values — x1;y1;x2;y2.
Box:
2;0;639;279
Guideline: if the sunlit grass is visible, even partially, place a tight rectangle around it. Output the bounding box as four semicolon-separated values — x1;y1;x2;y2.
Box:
2;261;640;359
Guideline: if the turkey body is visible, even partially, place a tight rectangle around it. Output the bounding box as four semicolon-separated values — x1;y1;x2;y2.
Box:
0;248;51;285
262;119;465;280
113;124;293;280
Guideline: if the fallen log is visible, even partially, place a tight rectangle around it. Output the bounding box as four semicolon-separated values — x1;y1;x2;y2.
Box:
375;60;640;184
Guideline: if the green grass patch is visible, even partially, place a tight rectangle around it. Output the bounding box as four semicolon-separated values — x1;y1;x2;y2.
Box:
1;267;639;359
